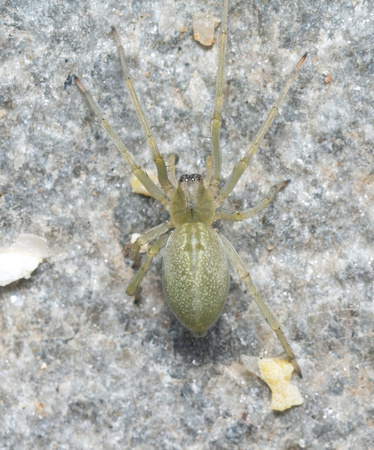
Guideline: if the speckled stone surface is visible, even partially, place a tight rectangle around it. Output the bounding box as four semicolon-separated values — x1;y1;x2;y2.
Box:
1;0;373;448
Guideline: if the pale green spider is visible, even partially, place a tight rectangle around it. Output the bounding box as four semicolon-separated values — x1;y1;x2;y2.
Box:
74;0;307;376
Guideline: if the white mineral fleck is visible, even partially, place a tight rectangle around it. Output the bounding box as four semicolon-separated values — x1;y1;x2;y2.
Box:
0;234;48;286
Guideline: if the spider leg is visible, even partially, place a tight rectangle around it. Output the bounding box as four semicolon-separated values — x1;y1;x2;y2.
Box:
218;231;302;377
129;221;173;260
126;233;170;296
214;180;289;222
204;153;213;187
216;52;308;206
112;27;174;195
209;0;229;192
74;76;169;207
166;153;179;189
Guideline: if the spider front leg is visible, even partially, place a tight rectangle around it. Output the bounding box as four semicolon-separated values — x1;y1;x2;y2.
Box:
166;153;179;189
74;76;169;207
209;0;229;192
214;180;289;222
218;232;302;377
126;234;170;296
112;27;174;195
204;153;213;187
215;52;307;206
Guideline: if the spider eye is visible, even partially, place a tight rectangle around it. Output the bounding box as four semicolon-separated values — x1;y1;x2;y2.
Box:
179;173;202;184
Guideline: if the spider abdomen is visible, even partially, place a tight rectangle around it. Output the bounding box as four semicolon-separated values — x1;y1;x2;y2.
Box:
162;222;229;336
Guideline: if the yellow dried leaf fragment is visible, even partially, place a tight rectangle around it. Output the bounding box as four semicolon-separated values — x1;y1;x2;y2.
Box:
258;358;303;411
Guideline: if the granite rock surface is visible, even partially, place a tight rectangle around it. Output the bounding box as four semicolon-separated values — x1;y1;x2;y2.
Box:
1;0;373;448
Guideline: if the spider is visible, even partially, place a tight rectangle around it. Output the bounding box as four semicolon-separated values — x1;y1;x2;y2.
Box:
74;0;307;376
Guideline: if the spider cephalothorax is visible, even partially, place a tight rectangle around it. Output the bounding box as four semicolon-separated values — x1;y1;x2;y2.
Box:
169;173;215;226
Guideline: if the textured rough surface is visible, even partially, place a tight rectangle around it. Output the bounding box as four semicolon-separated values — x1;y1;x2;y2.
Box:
1;0;373;449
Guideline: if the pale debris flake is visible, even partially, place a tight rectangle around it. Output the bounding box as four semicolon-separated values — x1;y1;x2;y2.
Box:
242;355;303;411
0;234;48;286
193;11;220;46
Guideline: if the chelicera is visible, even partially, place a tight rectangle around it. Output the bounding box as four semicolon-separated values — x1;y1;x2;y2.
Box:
74;0;307;375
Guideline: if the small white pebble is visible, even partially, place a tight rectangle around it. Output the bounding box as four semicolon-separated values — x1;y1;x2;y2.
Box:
193;11;220;46
0;234;48;286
